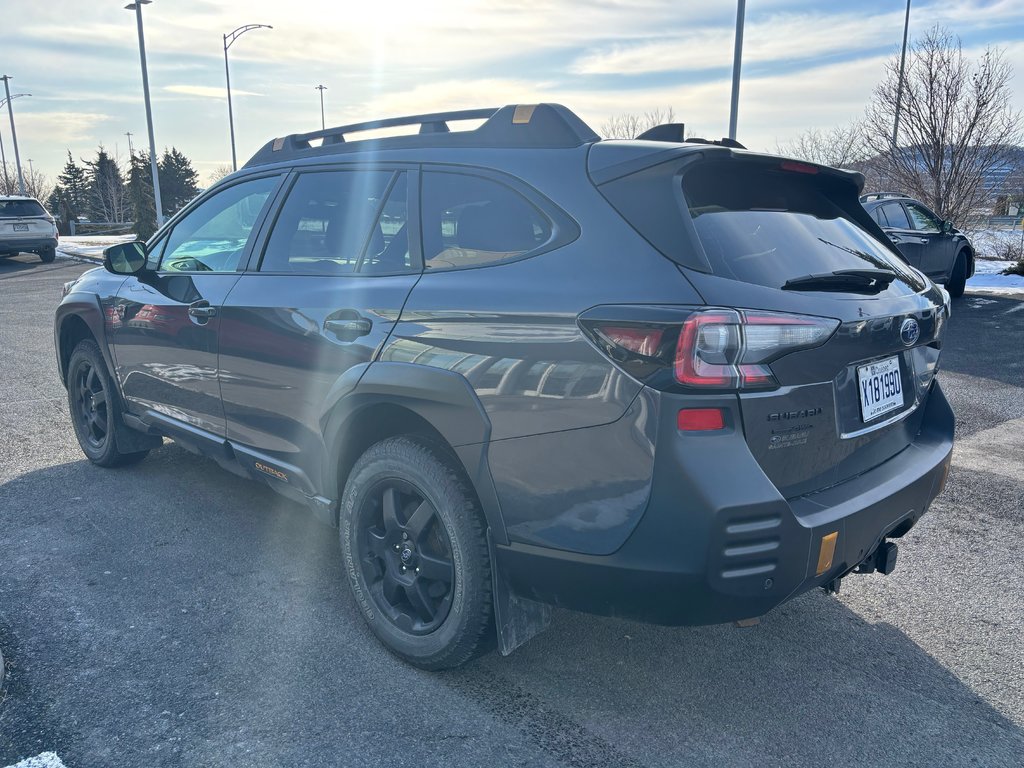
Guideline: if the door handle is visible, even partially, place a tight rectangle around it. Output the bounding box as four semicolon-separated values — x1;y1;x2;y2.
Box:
887;234;901;243
188;301;217;319
325;317;372;336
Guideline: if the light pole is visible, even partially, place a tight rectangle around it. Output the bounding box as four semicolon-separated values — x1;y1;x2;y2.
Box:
224;23;272;172
1;76;26;195
125;0;164;227
891;0;912;149
0;92;29;194
315;84;327;130
727;0;746;141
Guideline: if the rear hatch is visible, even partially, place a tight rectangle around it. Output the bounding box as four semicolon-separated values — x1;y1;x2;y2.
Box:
592;146;949;497
0;198;53;241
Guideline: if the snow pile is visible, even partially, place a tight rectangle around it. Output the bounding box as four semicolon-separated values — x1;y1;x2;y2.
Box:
57;235;136;262
967;228;1022;261
967;259;1024;295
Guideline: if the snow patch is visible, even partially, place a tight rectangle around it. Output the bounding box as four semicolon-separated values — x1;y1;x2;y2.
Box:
2;754;68;768
966;259;1024;296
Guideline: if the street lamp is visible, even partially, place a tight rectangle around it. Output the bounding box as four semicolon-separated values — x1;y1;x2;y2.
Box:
224;23;272;172
727;0;746;141
0;76;27;195
125;0;165;227
0;92;29;194
315;84;327;130
892;0;912;149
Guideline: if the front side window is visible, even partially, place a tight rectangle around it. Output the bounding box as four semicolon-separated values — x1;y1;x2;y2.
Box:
906;203;940;233
160;176;279;273
421;173;551;270
259;170;396;273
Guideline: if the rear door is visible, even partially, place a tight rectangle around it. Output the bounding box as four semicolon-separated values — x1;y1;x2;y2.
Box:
111;174;283;436
217;167;420;491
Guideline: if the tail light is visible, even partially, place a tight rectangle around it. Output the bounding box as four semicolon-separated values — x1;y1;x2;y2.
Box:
580;306;838;392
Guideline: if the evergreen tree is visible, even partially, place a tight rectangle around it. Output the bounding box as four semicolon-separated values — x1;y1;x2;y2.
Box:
50;151;90;234
84;147;127;223
158;147;200;216
126;150;158;240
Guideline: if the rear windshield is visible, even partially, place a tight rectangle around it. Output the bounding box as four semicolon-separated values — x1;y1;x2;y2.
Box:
683;162;922;291
0;199;46;218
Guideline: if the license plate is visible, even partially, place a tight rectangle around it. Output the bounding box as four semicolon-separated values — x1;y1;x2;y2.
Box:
857;356;904;422
13;223;29;231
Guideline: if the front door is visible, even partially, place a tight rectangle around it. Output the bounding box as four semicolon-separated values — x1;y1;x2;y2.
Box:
218;168;420;491
112;174;283;436
878;201;927;271
905;201;955;278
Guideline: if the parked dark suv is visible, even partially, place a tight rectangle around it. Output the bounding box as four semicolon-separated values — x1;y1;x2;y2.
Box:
860;192;974;297
55;104;955;669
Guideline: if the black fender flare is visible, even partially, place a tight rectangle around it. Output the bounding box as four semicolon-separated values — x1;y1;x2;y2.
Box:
54;292;118;394
320;361;508;545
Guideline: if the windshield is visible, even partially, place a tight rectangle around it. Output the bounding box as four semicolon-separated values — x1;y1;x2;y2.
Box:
683;162;924;293
0;199;47;218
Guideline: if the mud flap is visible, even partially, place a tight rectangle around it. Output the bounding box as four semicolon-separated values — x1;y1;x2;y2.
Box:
489;530;552;656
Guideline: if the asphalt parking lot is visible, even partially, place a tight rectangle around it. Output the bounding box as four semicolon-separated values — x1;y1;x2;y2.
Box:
1;253;1023;767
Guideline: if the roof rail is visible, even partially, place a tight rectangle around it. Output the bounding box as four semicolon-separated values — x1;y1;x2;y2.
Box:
859;192;907;202
245;103;600;167
634;123;747;150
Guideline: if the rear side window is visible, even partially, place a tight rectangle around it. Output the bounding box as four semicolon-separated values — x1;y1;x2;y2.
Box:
871;207;889;227
0;199;46;218
683;162;919;290
421;172;551;270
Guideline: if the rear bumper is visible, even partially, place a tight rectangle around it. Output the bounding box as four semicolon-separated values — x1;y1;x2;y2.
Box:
0;237;57;253
494;381;954;626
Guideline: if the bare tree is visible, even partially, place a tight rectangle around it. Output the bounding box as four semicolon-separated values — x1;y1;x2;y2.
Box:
601;107;679;139
23;165;53;203
206;164;233;186
775;123;866;169
863;25;1023;223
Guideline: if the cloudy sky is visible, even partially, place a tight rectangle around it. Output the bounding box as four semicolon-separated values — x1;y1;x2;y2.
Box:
5;0;1024;184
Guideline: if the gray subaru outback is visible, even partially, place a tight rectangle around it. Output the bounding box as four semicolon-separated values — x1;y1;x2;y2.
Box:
55;104;954;669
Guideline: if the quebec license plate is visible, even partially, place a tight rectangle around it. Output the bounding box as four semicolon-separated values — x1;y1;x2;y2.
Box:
857;356;904;422
13;223;29;231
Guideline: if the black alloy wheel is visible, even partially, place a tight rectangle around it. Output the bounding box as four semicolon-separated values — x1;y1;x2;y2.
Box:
66;340;150;467
356;479;456;635
73;357;110;451
340;436;492;669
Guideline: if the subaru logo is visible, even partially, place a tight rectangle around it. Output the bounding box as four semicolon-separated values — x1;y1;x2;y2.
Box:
900;318;920;346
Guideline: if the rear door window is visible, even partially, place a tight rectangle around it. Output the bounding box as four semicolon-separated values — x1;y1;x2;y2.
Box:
259;170;394;273
872;207;889;227
683;162;920;290
880;202;911;229
420;172;551;270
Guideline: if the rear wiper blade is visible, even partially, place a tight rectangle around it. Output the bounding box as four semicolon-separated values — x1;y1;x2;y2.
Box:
782;268;898;292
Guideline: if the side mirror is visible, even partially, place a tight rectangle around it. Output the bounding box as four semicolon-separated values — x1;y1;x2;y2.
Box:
940;219;954;234
103;241;149;275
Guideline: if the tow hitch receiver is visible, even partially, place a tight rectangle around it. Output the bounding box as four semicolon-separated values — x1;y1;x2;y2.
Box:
855;541;899;576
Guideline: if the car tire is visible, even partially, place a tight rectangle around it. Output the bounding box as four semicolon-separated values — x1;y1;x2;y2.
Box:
339;436;492;670
947;251;968;298
66;340;150;467
40;247;56;263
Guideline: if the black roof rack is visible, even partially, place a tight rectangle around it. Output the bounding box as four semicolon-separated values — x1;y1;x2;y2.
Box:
634;123;747;150
245;103;600;167
859;192;909;202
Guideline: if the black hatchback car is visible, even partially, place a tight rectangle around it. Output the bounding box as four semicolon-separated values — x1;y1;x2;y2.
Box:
860;192;975;297
55;104;955;669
